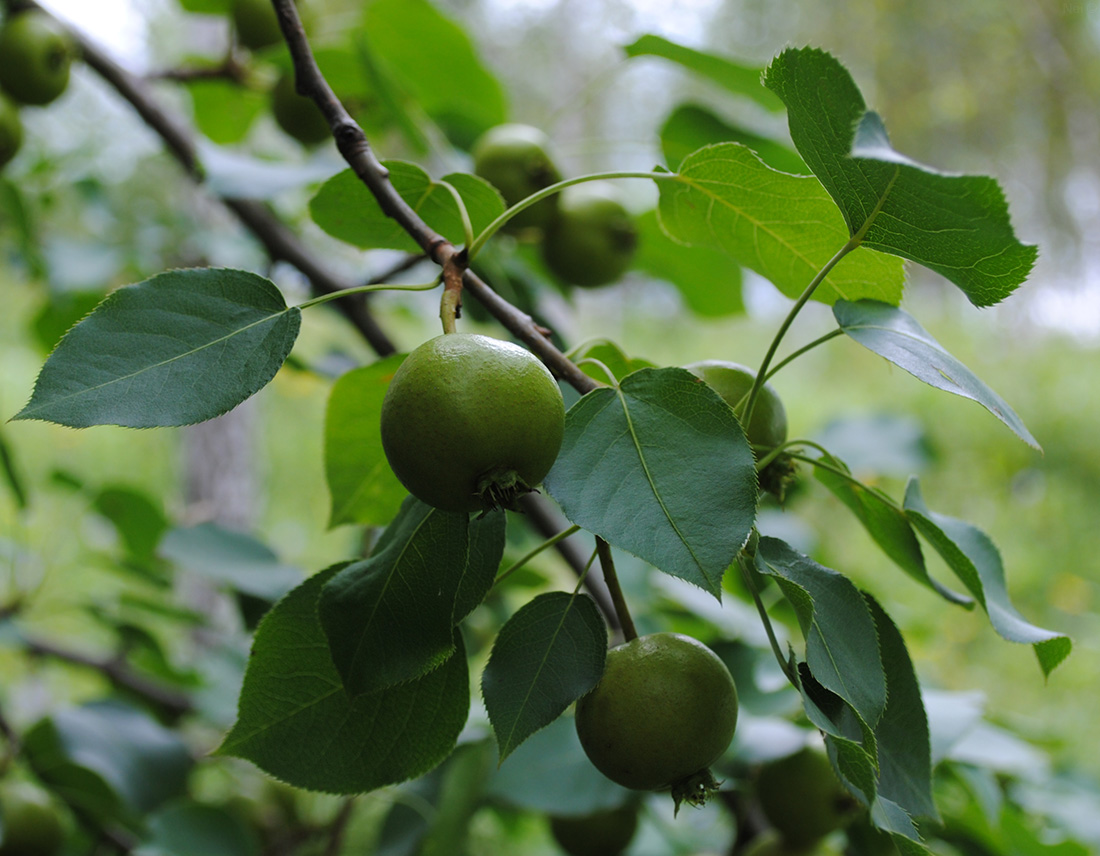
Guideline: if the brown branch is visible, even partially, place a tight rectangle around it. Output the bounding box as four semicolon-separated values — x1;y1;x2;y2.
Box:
519;494;620;632
272;0;599;393
22;0;398;357
22;636;195;721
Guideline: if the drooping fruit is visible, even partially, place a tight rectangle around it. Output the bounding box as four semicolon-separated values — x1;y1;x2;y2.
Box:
270;71;329;146
0;781;65;856
380;333;565;513
541;182;637;287
756;745;859;850
0;95;22;169
472;123;562;231
549;805;639;856
0;11;75;107
231;0;297;51
575;633;738;805
684;360;787;450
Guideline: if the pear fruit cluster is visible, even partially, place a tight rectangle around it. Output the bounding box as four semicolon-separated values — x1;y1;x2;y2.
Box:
0;10;77;171
472;123;638;288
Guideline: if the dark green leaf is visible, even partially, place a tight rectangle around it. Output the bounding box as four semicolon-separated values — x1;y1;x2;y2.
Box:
764;47;1036;306
31;290;103;354
0;426;28;510
187;78;265;145
325;356;407;527
219;565;469;794
544;367;757;598
136;801;261;856
903;479;1071;677
362;0;506;147
482;592;607;761
811;452;970;605
567;339;656;385
755;538;887;727
659;104;805;173
634;208;744;317
484;715;633;814
14;269;300;428
159;523;302;601
24;700;192;825
418;741;497;856
178;0;230;11
310;164;503;252
834;299;1040;449
657;144;905;305
623;35;782;113
865;595;937;822
319;499;504;696
93;486;169;563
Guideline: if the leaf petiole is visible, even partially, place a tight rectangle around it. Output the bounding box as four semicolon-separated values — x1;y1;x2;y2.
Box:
295;280;441;311
737;552;797;685
495;524;582;586
468;170;681;259
743;240;858;433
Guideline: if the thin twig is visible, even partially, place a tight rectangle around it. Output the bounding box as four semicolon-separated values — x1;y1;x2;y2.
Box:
22;636;194;720
25;0;398;356
271;0;599;394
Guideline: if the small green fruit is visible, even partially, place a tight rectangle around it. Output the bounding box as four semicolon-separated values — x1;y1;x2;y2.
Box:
541;182;637;287
0;781;65;856
271;71;329;146
0;11;75;107
549;805;638;856
756;746;859;850
380;333;565;513
472;123;562;231
684;360;787;450
575;633;738;795
0;95;22;169
231;0;294;51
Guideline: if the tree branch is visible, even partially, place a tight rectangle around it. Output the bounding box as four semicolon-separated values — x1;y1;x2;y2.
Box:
22;636;195;721
272;0;599;393
23;0;398;357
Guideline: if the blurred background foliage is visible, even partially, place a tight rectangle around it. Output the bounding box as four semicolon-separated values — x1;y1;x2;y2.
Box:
2;0;1099;853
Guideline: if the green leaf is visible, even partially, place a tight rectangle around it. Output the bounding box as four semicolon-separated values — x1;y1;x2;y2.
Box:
159;523;302;601
178;0;230;11
544;367;757;598
484;715;633;814
0;426;28;510
219;565;470;794
567;340;656;386
634;208;744;317
755;537;887;727
764;47;1036;306
13;269;300;428
811;452;970;605
362;0;507;148
903;479;1071;677
24;700;192;825
187;78;265;145
865;595;937;823
482;592;607;762
135;802;260;856
93;486;169;563
657;144;905;306
834;299;1040;449
659;104;806;173
418;740;497;856
319;499;504;697
623;35;782;113
309;164;504;252
325;356;408;527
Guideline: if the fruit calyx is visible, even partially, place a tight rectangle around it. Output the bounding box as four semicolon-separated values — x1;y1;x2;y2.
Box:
670;767;722;815
474;466;533;514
